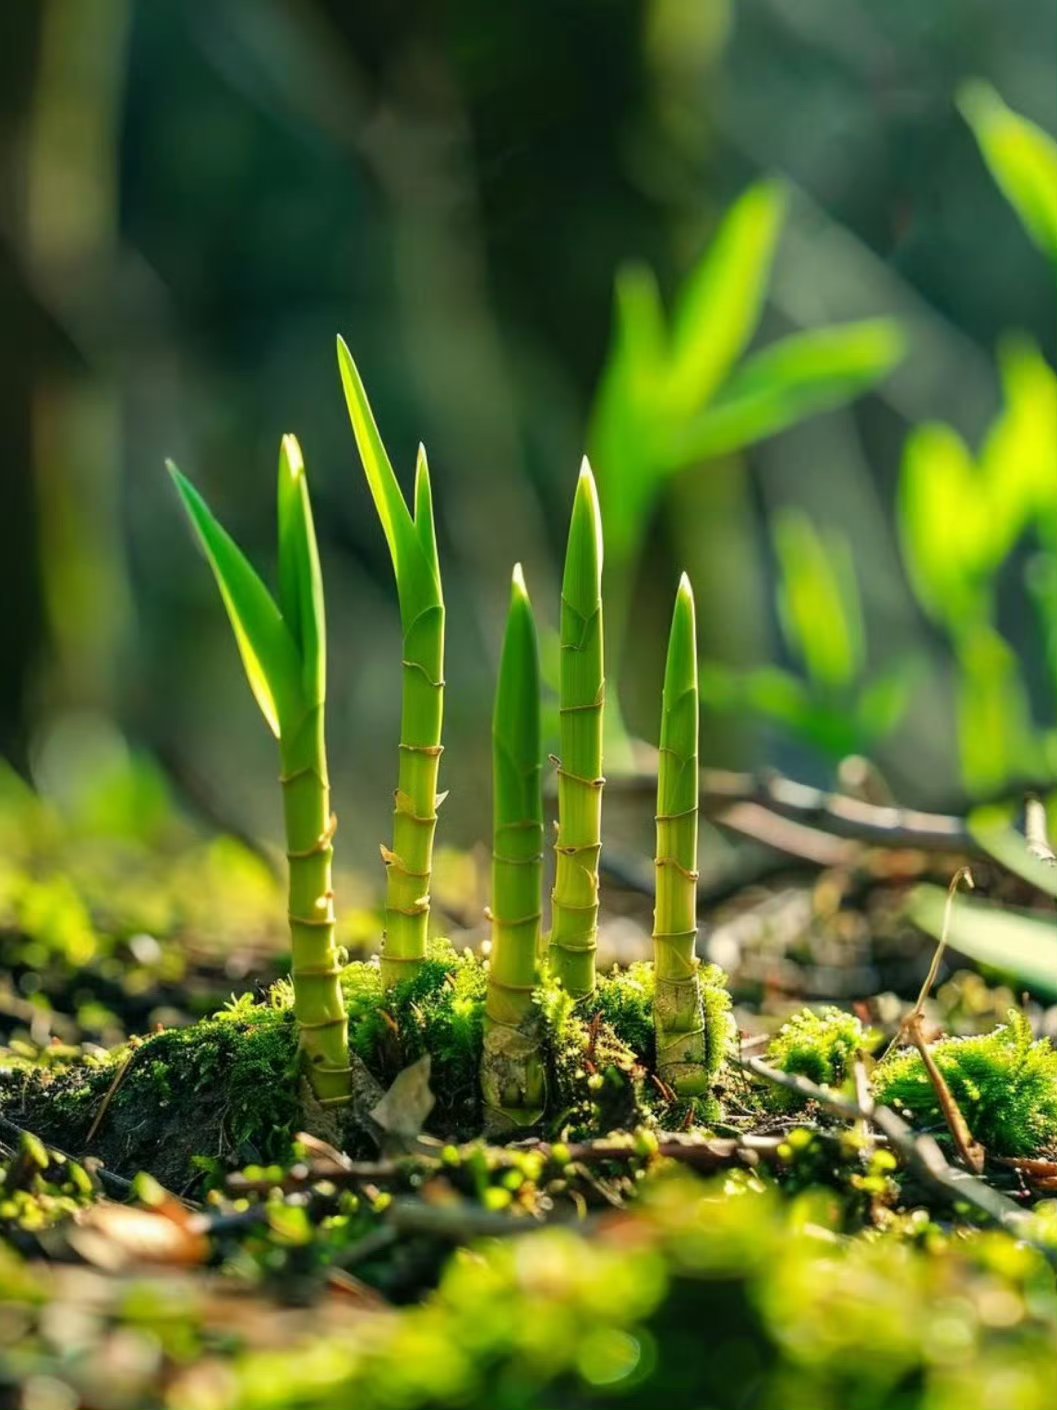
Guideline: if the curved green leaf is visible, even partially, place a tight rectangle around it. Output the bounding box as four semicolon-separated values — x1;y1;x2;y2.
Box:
336;338;441;623
168;462;301;736
959;81;1057;264
277;434;326;708
669;179;787;408
671;320;904;465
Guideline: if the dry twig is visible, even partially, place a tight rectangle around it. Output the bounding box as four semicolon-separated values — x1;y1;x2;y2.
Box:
738;1055;1048;1258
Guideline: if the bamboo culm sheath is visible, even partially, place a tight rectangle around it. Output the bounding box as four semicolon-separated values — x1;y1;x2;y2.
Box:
280;706;349;1105
549;461;605;999
482;565;546;1130
653;574;709;1095
384;593;445;988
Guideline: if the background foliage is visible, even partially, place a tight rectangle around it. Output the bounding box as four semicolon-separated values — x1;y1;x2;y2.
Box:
1;0;1055;872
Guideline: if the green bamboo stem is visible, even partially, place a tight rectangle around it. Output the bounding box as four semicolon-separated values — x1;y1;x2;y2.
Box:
168;438;351;1105
279;705;348;1105
337;341;445;989
549;460;605;998
653;573;708;1096
482;565;546;1130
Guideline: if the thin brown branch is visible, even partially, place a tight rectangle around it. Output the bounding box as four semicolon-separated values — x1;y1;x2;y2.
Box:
904;1013;984;1174
609;767;979;851
739;1056;1046;1257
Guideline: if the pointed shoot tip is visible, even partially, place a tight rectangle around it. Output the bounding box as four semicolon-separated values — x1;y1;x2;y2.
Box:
511;561;528;597
281;434;304;479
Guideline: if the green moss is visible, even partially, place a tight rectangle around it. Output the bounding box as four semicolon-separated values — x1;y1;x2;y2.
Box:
345;939;487;1137
874;1011;1057;1156
593;962;655;1059
765;1006;869;1110
4;946;734;1180
2;994;301;1188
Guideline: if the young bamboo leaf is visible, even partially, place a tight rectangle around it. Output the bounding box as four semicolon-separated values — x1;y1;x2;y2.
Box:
482;563;546;1131
897;422;985;629
773;510;864;692
653;574;709;1096
336;338;440;618
413;444;440;571
337;341;446;987
167;462;301;736
168;450;350;1104
549;460;605;999
669;179;787;408
277;434;326;708
958;82;1057;265
669;320;904;465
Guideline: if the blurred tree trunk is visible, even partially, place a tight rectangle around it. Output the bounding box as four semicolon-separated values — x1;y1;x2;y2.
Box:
24;0;133;732
0;6;45;764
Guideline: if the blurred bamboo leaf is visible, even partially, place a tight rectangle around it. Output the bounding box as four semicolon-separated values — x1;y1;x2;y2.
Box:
700;508;916;761
909;885;1057;999
959;81;1057;265
773;509;864;691
981;337;1057;538
671;321;905;465
898;422;989;629
589;183;904;596
668;180;786;408
955;625;1040;795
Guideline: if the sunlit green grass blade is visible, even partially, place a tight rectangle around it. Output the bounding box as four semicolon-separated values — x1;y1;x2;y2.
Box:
671;320;904;464
483;564;545;1130
167;462;301;736
549;461;604;998
908;885;1057;999
337;340;445;986
669;179;786;408
959;81;1057;265
653;574;708;1096
277;434;326;708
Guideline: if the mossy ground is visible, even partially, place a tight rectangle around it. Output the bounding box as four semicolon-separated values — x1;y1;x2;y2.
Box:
763;1005;1057;1158
1;942;734;1188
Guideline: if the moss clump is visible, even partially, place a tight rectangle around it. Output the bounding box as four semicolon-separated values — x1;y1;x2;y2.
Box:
4;945;734;1183
765;1006;868;1110
2;994;301;1188
342;940;487;1138
592;962;733;1080
874;1011;1057;1156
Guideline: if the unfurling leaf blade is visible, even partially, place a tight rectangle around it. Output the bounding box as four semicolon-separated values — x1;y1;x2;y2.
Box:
276;434;326;707
413;444;442;592
168;461;301;736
